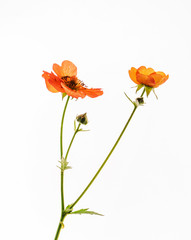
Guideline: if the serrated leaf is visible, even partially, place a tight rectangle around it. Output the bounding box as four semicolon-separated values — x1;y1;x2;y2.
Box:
70;208;103;216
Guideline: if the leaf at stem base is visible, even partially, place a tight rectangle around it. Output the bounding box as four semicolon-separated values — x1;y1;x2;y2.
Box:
70;208;103;216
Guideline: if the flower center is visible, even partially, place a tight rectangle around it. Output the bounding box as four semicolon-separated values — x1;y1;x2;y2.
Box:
61;76;86;91
61;76;81;90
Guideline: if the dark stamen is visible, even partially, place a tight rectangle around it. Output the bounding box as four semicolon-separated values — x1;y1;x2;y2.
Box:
61;76;87;90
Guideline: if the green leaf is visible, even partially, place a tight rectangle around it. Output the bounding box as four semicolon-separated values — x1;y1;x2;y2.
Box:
70;208;103;216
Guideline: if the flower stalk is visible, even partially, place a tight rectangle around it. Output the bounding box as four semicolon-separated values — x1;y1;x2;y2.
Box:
70;89;145;209
55;108;83;239
65;122;81;161
60;96;70;211
54;95;70;240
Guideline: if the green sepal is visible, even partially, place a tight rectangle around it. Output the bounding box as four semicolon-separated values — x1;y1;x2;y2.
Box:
152;88;158;99
70;208;103;216
62;92;67;100
144;86;153;97
136;84;144;93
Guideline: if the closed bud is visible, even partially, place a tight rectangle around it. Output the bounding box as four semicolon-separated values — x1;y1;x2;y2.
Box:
135;97;144;106
76;113;88;125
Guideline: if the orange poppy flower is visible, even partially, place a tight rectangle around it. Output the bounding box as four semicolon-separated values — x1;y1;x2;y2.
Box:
42;60;103;99
129;66;169;88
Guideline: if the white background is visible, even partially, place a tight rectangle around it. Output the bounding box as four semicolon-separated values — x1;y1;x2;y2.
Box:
1;0;191;239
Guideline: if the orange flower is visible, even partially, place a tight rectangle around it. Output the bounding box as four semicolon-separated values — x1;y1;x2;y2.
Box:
129;66;169;97
129;66;169;88
42;60;103;99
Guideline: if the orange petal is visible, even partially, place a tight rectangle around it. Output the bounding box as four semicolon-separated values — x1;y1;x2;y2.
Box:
53;61;77;78
46;72;66;93
156;71;166;77
53;64;63;78
136;72;156;87
150;72;169;88
137;66;155;76
129;67;139;84
61;60;77;77
83;88;104;98
42;71;59;93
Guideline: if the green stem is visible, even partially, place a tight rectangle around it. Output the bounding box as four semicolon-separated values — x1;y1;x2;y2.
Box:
54;123;81;240
65;123;81;161
60;96;70;159
70;89;145;209
60;96;70;211
54;95;70;240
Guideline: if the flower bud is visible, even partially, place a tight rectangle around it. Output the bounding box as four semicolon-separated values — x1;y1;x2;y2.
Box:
135;97;144;106
76;113;88;125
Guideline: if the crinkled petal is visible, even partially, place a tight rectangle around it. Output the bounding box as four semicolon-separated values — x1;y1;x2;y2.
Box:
42;71;59;93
